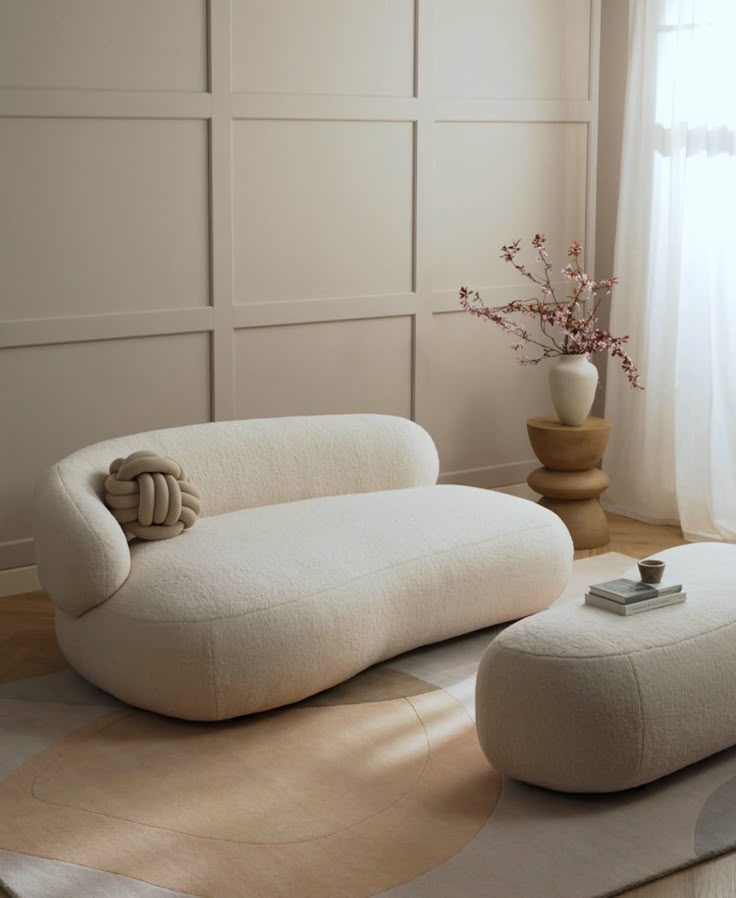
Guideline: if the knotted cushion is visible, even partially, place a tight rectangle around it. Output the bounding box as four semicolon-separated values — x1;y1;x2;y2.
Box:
104;450;201;541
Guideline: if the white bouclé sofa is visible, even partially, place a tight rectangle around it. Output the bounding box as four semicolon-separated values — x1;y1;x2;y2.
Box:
35;415;573;720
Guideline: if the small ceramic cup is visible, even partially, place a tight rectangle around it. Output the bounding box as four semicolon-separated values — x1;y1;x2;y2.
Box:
638;559;665;584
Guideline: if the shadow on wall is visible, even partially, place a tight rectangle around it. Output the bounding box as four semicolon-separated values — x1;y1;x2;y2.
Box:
593;0;630;417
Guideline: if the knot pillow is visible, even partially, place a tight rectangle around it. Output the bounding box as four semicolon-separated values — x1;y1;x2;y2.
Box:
104;450;201;541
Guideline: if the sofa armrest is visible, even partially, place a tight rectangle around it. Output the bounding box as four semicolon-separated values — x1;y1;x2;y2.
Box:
34;462;131;618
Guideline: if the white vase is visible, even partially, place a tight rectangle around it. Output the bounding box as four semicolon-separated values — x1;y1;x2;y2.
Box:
549;354;599;426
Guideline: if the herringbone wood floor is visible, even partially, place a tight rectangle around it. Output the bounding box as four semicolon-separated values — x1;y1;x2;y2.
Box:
1;514;732;898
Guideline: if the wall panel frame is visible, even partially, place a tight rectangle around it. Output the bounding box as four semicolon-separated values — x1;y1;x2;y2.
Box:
0;0;601;570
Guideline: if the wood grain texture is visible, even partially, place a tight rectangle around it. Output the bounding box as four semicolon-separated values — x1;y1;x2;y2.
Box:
0;515;730;898
527;417;613;549
543;495;610;549
573;512;688;560
527;415;611;471
621;853;736;898
0;590;65;684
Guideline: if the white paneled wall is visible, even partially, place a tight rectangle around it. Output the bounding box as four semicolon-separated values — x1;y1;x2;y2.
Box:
435;0;591;99
231;0;416;97
233;318;414;421
432;122;588;291
231;120;415;303
0;0;600;571
2;118;211;319
0;0;208;92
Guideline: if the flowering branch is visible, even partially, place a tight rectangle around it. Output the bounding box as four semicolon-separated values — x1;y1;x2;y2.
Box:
459;235;643;389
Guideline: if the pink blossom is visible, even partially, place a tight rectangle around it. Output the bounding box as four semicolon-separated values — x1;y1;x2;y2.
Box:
500;239;521;262
460;235;644;389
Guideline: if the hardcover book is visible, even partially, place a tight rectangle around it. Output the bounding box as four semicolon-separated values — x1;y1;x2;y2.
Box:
588;578;683;604
585;591;687;616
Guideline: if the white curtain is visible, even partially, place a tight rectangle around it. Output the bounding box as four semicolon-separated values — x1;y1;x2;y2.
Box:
604;0;736;540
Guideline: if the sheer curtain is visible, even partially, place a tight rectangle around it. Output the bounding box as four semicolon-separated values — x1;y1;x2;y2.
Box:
603;0;736;540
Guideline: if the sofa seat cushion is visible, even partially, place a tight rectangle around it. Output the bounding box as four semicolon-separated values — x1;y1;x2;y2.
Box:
56;485;572;720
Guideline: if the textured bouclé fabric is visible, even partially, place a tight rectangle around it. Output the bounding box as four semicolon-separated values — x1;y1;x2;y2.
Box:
476;542;736;793
34;415;439;617
36;415;572;720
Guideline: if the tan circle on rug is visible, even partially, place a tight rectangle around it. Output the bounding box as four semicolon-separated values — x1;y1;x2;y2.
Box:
303;665;441;706
32;701;431;843
0;690;499;898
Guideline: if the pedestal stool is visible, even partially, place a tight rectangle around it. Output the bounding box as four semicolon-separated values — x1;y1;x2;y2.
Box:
526;416;611;550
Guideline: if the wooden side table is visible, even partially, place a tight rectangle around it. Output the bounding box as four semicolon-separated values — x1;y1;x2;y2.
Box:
526;416;612;550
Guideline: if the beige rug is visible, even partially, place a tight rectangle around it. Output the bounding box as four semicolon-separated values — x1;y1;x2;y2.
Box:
3;553;736;898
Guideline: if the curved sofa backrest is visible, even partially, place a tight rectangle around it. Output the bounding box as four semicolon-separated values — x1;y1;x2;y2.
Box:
34;414;439;618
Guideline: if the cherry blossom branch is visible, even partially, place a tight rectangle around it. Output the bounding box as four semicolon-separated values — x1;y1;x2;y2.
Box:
459;236;644;389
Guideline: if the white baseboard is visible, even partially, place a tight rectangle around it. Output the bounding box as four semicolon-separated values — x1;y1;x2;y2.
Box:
0;565;41;598
494;482;539;501
439;460;537;489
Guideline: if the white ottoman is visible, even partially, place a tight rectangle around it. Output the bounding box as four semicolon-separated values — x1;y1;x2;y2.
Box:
476;542;736;792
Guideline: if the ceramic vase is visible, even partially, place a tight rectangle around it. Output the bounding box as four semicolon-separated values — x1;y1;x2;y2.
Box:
549;354;598;426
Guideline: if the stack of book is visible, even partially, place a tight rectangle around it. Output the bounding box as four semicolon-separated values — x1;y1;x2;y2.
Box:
585;578;686;615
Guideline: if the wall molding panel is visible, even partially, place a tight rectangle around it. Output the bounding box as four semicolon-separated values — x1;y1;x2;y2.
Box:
0;0;600;571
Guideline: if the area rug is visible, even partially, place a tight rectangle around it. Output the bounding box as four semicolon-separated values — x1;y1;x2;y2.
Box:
3;552;736;898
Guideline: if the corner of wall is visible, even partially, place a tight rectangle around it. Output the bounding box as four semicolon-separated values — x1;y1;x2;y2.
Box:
593;0;630;419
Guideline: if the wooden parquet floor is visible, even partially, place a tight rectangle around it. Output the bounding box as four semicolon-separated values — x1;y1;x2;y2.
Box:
0;514;732;898
0;591;66;685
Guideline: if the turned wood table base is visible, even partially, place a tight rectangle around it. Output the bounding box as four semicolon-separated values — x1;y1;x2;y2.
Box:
526;416;612;550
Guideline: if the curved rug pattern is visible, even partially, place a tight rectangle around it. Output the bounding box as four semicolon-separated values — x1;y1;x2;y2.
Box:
3;554;736;898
